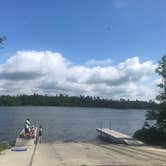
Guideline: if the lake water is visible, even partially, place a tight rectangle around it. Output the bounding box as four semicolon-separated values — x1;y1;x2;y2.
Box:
0;106;147;143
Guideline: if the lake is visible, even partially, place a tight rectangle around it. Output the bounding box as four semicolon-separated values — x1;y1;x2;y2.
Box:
0;106;147;143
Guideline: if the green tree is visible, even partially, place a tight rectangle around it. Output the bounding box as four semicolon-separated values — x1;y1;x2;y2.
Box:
146;55;166;131
0;35;6;47
134;55;166;145
156;55;166;103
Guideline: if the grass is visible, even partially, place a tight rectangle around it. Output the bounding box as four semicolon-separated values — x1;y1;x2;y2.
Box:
0;142;11;152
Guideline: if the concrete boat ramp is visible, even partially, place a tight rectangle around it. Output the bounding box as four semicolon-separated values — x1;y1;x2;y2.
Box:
1;141;166;166
0;139;35;166
1;130;166;165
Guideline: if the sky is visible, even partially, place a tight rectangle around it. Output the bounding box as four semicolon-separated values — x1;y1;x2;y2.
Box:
0;0;165;100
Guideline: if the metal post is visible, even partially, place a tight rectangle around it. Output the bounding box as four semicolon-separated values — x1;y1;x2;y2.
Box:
109;120;111;129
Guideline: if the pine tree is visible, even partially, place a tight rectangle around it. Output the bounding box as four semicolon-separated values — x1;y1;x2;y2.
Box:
147;55;166;132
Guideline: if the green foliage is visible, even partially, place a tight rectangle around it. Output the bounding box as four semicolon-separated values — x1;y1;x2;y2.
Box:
0;94;158;109
0;35;6;45
133;127;166;145
0;142;10;152
147;55;166;130
134;55;166;145
156;55;166;102
146;109;158;120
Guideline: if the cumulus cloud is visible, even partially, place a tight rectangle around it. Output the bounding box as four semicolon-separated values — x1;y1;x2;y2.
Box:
0;50;158;100
86;59;112;66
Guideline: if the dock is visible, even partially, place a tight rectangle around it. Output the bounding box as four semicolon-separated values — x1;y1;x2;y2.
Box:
96;128;144;145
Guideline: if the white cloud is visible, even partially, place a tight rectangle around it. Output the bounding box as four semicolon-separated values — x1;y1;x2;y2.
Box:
0;50;158;100
86;59;112;66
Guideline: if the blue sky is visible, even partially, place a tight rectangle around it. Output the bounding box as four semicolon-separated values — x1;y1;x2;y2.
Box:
0;0;164;99
0;0;166;64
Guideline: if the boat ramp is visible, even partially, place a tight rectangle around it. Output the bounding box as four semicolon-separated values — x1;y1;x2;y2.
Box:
0;129;166;166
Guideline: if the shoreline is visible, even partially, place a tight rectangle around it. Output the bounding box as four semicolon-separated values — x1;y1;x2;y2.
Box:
0;105;153;110
0;142;11;152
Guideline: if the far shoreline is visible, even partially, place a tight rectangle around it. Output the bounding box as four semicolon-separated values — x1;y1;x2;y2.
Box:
0;105;154;110
0;94;159;110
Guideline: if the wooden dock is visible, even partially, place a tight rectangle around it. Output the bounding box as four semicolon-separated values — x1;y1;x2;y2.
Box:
96;128;144;145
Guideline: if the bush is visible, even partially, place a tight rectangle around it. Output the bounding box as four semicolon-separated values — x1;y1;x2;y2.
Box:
0;142;11;152
133;127;166;146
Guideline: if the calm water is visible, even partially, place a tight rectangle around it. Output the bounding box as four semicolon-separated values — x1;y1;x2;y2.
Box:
0;106;147;143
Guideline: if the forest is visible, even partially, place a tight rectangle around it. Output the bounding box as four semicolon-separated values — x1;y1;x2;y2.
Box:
0;94;159;109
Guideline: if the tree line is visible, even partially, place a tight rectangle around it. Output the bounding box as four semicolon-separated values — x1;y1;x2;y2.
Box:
0;94;158;109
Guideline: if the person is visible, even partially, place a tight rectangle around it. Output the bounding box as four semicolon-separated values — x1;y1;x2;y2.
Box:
30;125;35;138
24;118;31;135
38;125;43;144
